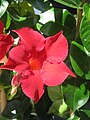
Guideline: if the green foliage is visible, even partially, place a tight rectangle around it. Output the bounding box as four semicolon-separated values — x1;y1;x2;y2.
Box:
54;0;82;9
63;77;89;112
70;41;90;79
27;0;51;12
80;3;90;54
0;0;8;18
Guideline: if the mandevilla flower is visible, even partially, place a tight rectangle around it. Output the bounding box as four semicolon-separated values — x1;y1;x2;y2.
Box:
0;21;14;60
0;27;76;103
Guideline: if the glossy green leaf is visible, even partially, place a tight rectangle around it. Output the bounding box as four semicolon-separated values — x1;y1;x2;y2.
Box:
80;3;90;55
5;12;11;29
27;0;51;12
63;77;89;112
8;1;34;17
0;0;8;18
64;14;76;31
59;99;67;115
9;14;39;30
40;21;62;36
54;0;82;9
79;100;90;119
63;14;76;41
70;41;90;79
47;86;62;102
8;8;27;22
83;3;90;20
68;115;80;120
48;100;62;115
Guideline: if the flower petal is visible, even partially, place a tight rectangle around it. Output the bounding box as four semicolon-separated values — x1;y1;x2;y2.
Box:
21;70;44;103
41;61;76;86
46;31;68;63
0;34;14;60
13;27;45;51
11;74;21;86
0;44;29;73
0;21;4;33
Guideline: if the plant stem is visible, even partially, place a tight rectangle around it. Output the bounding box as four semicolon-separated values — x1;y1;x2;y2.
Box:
76;9;83;40
75;0;86;40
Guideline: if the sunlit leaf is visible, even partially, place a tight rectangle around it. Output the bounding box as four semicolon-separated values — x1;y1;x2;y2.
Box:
0;0;8;18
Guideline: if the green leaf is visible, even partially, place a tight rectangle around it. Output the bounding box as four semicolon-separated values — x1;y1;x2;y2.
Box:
59;99;67;115
64;14;76;31
8;1;34;17
68;114;80;120
63;77;89;112
63;14;76;41
0;0;8;18
47;86;63;102
27;0;51;12
80;3;90;55
79;100;90;119
70;41;90;79
48;100;62;115
54;0;82;9
5;12;11;29
40;21;62;36
83;3;90;20
80;110;90;118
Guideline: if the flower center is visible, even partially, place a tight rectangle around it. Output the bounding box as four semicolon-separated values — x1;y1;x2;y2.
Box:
29;58;41;70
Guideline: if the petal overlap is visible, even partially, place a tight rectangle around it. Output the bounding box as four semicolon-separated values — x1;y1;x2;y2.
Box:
13;27;45;51
0;44;29;73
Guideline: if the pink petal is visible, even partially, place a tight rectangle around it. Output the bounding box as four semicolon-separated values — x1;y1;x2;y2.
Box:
13;27;45;51
21;70;44;103
11;74;21;86
0;21;4;33
0;44;29;73
41;61;76;86
46;31;68;63
0;34;14;60
29;49;46;70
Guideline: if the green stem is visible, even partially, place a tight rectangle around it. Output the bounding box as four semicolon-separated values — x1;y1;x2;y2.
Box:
4;85;11;89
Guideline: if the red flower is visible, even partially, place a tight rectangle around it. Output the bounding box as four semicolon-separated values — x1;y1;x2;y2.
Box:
0;21;14;60
0;27;76;103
